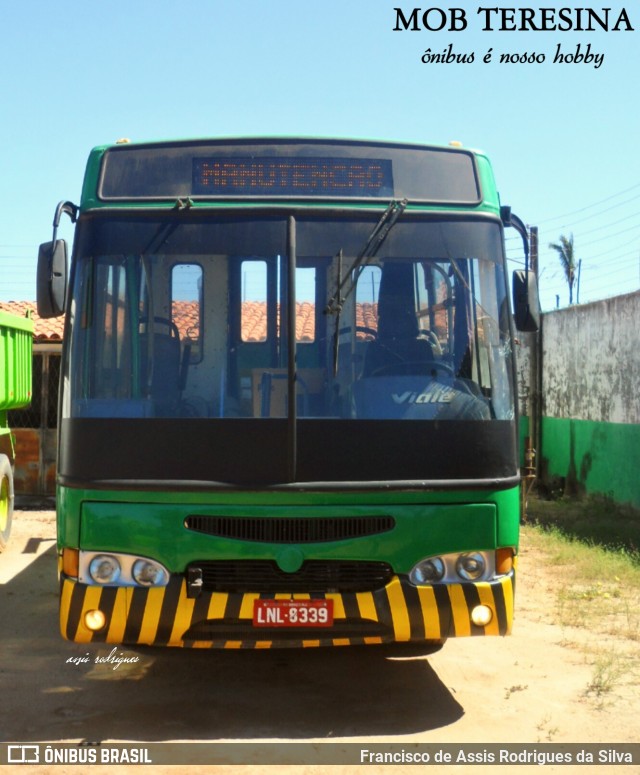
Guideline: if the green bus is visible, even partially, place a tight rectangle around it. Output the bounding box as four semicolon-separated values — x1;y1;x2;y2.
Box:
38;137;538;650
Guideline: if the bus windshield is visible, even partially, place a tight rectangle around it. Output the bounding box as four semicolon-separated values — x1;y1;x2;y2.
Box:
65;214;514;424
63;216;514;421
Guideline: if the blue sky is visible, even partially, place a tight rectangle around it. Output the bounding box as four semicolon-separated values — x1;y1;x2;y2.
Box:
1;0;638;310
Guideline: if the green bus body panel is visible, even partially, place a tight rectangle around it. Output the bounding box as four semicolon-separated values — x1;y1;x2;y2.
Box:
473;151;501;216
58;485;520;562
541;416;640;508
81;503;495;572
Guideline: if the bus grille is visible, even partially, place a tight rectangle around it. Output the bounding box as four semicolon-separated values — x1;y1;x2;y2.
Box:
187;560;394;593
184;515;395;543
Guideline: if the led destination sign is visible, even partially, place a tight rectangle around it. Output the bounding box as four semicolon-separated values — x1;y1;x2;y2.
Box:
193;157;393;197
98;140;481;203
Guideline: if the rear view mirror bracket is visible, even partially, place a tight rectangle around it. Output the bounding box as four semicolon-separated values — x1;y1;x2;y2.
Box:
502;207;540;333
52;200;78;244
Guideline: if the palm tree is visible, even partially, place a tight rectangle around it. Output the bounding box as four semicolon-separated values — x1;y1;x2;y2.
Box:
549;233;577;305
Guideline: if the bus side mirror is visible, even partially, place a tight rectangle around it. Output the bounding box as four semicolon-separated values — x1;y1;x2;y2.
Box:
37;239;68;318
512;269;540;332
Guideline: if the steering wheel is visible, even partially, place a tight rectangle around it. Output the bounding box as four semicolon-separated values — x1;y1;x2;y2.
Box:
138;316;180;339
356;325;378;340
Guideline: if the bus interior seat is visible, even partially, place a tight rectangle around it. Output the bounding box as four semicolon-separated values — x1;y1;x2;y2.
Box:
139;319;182;415
362;264;434;377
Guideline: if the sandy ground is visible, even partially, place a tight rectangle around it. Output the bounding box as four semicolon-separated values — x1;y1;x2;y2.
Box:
1;508;638;774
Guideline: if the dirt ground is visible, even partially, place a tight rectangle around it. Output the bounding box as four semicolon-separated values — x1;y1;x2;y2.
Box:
1;509;638;774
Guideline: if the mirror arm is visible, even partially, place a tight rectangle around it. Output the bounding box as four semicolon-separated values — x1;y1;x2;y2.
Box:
501;206;530;272
52;201;78;244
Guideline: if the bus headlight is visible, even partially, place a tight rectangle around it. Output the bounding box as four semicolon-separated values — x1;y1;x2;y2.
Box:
455;552;486;581
132;559;168;587
409;550;496;586
89;554;121;584
409;557;445;584
79;551;170;587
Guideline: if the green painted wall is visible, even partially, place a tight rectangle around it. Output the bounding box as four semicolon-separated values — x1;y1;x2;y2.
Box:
518;415;529;466
540;416;640;508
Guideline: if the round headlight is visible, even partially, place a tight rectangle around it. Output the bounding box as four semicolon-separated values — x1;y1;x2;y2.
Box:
84;609;107;631
471;605;493;626
410;557;445;585
132;559;167;587
456;552;486;581
89;554;121;585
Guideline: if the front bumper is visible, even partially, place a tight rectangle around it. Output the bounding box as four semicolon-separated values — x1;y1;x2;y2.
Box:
60;571;514;648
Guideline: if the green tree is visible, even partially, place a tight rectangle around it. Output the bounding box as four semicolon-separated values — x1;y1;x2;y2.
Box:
549;233;578;305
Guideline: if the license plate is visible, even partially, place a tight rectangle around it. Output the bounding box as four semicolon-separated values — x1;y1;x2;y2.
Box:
253;599;334;628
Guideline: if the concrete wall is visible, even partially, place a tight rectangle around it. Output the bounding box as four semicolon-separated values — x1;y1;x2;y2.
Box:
542;292;640;425
519;291;640;507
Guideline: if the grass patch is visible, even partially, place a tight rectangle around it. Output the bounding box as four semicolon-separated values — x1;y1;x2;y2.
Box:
584;654;624;700
525;494;640;559
523;523;640;639
521;506;640;705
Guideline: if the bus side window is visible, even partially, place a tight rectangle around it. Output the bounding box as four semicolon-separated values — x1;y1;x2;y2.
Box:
354;265;381;378
233;258;275;415
171;263;203;365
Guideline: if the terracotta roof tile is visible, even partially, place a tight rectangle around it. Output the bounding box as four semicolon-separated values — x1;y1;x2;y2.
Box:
0;301;379;344
0;301;63;342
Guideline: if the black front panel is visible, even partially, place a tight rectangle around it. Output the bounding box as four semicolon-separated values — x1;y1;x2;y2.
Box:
296;420;518;483
58;417;517;488
59;418;290;486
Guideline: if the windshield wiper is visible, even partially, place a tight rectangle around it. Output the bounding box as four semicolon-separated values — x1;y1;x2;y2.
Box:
324;198;408;316
324;198;407;376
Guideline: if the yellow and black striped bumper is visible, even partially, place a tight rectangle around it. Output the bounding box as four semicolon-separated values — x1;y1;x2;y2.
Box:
60;573;514;648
